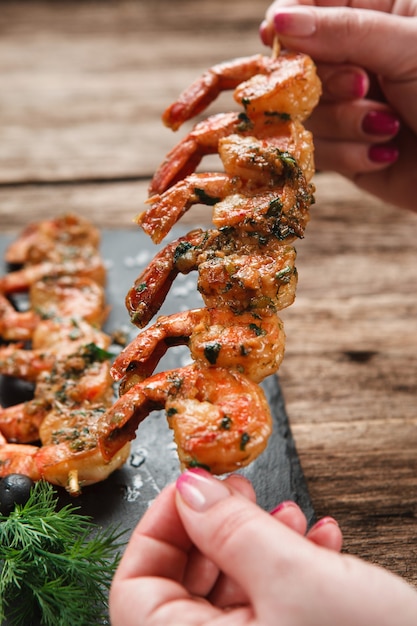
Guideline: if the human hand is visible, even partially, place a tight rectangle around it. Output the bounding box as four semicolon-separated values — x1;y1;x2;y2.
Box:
109;469;417;625
260;1;417;212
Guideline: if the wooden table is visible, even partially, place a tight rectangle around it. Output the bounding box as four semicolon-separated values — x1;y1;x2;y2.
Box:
1;0;417;585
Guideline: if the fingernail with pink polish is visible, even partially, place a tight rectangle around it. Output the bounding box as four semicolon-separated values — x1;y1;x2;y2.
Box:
363;111;401;136
274;8;316;37
270;500;299;516
176;469;231;512
369;144;399;164
312;516;340;530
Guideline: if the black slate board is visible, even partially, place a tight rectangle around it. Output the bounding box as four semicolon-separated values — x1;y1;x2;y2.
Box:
0;228;315;537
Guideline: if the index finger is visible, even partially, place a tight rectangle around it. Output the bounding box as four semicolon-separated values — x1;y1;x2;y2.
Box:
264;5;417;79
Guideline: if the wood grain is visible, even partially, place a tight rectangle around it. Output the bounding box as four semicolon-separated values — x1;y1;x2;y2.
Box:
1;0;417;586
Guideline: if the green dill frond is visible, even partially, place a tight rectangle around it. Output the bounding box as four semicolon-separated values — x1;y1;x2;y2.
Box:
0;481;126;626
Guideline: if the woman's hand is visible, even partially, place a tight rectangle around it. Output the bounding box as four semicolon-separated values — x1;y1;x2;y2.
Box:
109;469;417;625
261;1;417;212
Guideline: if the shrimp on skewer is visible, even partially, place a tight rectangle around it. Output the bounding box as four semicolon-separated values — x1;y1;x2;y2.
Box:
0;292;39;342
150;114;315;195
99;363;272;475
0;345;114;443
162;51;321;131
4;213;101;266
0;275;109;342
126;227;297;328
140;134;314;244
0;421;130;496
0;245;106;294
0;317;111;382
111;308;286;392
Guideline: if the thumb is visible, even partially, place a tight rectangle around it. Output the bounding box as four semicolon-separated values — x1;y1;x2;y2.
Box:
270;6;417;80
175;469;314;607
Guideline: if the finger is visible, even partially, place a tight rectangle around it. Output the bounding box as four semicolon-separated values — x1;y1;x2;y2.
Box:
270;502;342;552
114;483;190;582
209;499;309;608
182;473;256;596
307;517;343;552
110;484;221;626
267;6;417;79
307;100;400;143
175;469;318;605
260;1;399;47
223;472;257;501
270;500;308;535
316;62;369;101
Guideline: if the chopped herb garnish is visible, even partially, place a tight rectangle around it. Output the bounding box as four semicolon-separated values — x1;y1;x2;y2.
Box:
240;432;251;451
189;460;211;472
266;197;283;218
219;416;232;430
82;343;113;363
204;342;222;365
249;323;266;337
264;111;291;120
193;188;221;206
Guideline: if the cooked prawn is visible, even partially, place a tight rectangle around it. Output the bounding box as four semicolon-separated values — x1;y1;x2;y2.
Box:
0;276;109;342
0;245;106;294
0;345;114;443
0;427;130;496
140;134;314;244
126;227;297;327
0;319;111;382
150;112;314;196
30;275;109;328
4;213;101;266
162;51;321;131
0;292;39;342
112;308;285;392
99;363;272;475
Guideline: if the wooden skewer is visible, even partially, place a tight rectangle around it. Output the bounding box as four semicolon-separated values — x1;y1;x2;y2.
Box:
68;469;81;496
272;36;281;59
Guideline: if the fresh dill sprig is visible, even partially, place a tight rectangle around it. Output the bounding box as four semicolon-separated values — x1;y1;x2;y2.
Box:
0;480;126;626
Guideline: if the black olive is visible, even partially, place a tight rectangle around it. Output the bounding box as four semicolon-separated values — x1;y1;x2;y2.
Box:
0;474;35;516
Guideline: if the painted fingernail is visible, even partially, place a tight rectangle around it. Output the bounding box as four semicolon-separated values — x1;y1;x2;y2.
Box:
176;469;231;512
362;111;401;136
312;516;340;530
274;8;316;37
368;144;399;164
270;500;299;516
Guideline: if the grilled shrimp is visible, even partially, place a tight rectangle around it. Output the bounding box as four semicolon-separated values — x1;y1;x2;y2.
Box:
99;363;272;475
0;422;130;496
4;213;101;266
0;345;113;443
150;113;314;196
0;320;111;382
0;276;109;342
140;134;314;244
0;245;106;294
112;308;285;391
162;51;321;131
126;227;297;327
0;292;39;342
30;275;109;327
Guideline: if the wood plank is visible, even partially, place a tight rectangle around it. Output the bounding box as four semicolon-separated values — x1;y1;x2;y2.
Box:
0;0;270;183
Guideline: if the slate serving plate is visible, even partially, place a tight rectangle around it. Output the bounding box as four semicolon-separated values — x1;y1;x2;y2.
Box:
0;227;314;535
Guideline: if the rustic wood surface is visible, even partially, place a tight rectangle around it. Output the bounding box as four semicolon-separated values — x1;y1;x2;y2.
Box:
1;0;417;585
